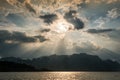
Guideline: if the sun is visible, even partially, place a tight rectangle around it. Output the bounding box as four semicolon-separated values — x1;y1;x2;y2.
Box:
50;18;74;34
56;22;69;33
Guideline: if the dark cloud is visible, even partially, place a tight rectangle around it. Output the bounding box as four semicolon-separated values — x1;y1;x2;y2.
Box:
6;14;26;27
25;3;36;13
0;30;48;57
0;30;36;43
40;29;50;33
40;14;58;24
77;0;87;8
34;35;48;42
87;29;115;34
0;30;11;43
64;10;84;30
18;0;25;3
12;31;36;43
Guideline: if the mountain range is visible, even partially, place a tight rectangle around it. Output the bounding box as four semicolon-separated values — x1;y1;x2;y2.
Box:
0;53;120;71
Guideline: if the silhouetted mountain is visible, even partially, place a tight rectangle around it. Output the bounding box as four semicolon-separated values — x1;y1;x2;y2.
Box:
0;53;120;71
0;61;37;72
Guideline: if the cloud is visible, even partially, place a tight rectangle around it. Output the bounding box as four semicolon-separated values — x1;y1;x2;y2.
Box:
40;29;50;33
74;41;99;53
0;17;21;28
25;3;36;13
106;29;120;42
94;17;109;28
64;10;84;30
77;0;88;8
17;0;25;3
0;30;36;43
0;30;48;57
96;48;120;62
106;0;120;4
6;13;26;27
0;30;11;43
87;29;115;34
107;8;120;19
0;30;49;43
0;0;13;9
1;0;120;16
0;0;120;60
78;0;120;4
12;31;37;43
40;14;58;24
93;8;120;28
34;35;48;42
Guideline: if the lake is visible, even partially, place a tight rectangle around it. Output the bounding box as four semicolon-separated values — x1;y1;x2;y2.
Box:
0;72;120;80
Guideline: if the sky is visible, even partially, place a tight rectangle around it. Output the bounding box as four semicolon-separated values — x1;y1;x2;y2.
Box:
0;0;120;62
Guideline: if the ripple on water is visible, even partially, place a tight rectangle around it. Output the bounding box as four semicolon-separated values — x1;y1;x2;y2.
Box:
0;72;120;80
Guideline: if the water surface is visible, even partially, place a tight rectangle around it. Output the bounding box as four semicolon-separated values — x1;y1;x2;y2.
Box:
0;72;120;80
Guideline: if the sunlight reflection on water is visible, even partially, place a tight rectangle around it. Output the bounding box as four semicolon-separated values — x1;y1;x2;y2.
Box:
0;72;120;80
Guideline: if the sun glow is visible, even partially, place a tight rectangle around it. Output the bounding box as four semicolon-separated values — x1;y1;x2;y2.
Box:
49;14;74;34
56;22;69;33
